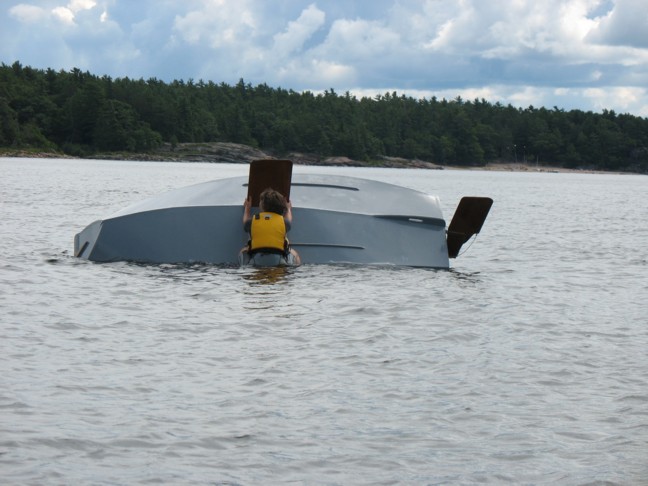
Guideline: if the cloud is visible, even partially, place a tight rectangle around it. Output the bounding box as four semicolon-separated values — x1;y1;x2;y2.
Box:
272;3;325;58
173;0;258;48
9;4;48;23
52;6;75;24
319;18;400;60
4;0;140;75
171;2;342;86
10;0;98;26
69;0;97;11
587;0;648;48
52;0;96;25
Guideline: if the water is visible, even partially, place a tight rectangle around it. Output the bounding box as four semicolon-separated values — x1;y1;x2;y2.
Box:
1;158;647;485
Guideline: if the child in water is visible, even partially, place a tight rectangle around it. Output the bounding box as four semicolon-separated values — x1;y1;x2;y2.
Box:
240;187;301;265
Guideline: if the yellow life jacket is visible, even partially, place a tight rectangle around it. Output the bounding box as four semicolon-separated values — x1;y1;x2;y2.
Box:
250;212;287;252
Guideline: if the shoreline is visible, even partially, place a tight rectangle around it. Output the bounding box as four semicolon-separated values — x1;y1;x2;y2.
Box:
0;144;640;175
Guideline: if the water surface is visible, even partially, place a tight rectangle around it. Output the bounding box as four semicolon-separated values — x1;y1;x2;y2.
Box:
1;158;647;484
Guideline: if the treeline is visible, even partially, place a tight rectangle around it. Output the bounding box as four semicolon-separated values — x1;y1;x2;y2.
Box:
2;61;648;172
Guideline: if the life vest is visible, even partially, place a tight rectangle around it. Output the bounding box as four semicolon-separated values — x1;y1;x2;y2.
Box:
249;212;287;253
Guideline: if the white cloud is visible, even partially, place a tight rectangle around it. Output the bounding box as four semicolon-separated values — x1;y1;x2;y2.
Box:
346;83;648;118
8;4;48;23
173;0;258;48
588;0;648;48
69;0;97;12
583;86;648;114
272;3;325;57
53;0;99;25
416;1;601;60
11;0;98;26
52;6;75;24
318;18;400;60
274;58;356;87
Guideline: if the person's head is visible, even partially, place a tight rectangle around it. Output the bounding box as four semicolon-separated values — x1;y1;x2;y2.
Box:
259;188;287;214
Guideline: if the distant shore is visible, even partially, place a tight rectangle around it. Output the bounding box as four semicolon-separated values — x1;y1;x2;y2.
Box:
0;142;637;175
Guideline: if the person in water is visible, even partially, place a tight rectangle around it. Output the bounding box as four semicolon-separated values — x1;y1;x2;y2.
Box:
240;187;301;265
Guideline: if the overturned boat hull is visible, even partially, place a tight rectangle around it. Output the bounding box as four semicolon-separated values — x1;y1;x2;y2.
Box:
75;173;479;268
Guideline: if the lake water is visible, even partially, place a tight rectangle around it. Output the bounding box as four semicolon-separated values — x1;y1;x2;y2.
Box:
1;158;647;485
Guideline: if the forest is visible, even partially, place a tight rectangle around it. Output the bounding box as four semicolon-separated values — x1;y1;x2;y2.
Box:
1;61;647;173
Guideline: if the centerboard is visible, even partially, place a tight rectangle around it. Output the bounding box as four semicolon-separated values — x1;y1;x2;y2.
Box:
247;159;293;207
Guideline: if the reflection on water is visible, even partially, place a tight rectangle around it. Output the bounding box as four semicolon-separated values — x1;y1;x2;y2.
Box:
241;265;295;286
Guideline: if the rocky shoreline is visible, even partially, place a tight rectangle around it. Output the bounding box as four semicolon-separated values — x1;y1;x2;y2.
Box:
90;142;447;170
0;142;634;174
0;142;446;169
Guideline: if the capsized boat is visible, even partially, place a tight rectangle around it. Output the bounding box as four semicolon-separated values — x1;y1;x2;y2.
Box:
74;163;492;268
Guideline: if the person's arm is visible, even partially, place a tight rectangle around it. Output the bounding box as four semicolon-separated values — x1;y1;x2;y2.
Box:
284;199;293;225
242;197;252;226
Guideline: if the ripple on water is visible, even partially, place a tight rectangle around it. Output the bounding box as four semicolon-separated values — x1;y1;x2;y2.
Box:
1;159;647;484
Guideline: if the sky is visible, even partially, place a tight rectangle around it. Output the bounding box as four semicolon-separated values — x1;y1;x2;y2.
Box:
2;0;648;117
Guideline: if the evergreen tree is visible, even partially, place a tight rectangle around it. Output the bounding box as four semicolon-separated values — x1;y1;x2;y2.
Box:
1;62;647;173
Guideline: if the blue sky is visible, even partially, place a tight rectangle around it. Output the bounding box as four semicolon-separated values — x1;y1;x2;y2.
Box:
2;0;648;116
